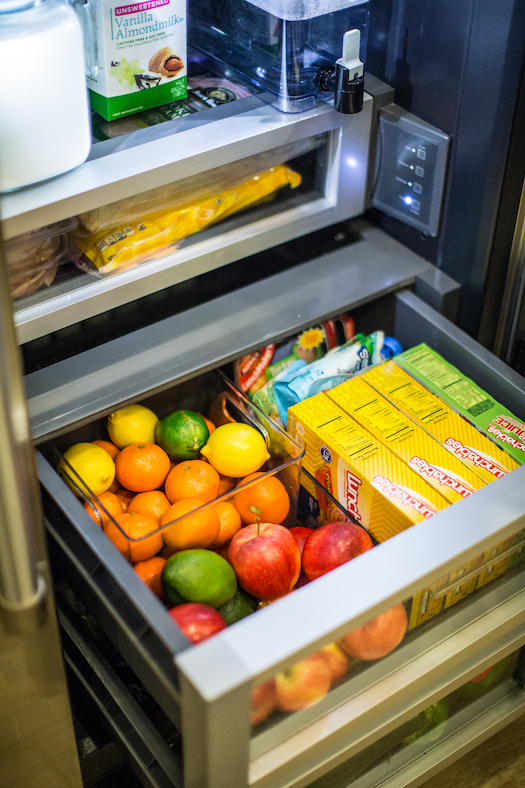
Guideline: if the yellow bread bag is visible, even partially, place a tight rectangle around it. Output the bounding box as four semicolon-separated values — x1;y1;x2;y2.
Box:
73;165;301;275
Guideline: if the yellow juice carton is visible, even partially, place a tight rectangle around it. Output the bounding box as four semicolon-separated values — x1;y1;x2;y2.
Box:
396;344;525;465
362;361;518;483
287;393;450;628
363;360;520;604
287;392;449;540
325;376;493;624
326;376;486;505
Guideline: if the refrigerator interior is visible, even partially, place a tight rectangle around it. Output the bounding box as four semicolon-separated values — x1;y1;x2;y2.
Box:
27;284;525;788
1;9;525;787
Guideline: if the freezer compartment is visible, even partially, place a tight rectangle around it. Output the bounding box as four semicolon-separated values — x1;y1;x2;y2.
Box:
34;284;525;788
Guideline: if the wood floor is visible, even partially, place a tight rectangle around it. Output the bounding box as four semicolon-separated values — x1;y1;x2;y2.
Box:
419;712;525;788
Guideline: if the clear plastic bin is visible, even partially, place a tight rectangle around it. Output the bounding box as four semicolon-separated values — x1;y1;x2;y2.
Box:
46;370;304;548
6;218;79;300
189;0;369;111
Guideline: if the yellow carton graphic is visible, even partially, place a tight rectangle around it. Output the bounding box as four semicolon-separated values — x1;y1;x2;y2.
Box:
363;360;520;613
326;376;486;504
362;361;518;484
287;393;449;544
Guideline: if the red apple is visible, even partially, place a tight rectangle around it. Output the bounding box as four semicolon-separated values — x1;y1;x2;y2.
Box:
275;653;332;712
289;526;312;554
168;603;226;644
251;679;277;725
318;642;350;684
338;603;408;661
289;525;313;588
229;523;301;599
302;521;374;581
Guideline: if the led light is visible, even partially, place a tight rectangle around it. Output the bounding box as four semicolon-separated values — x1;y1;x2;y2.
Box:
404;195;413;205
346;157;358;168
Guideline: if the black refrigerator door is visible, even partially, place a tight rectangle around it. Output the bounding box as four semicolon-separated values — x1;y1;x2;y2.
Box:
365;0;525;340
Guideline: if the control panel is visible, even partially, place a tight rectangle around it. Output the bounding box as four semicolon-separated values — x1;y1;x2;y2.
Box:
371;104;450;237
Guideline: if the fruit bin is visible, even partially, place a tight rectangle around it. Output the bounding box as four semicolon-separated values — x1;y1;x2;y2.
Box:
32;291;525;788
44;369;304;552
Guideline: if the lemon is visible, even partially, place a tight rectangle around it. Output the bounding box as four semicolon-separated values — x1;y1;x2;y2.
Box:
200;423;270;477
58;442;116;497
107;404;159;448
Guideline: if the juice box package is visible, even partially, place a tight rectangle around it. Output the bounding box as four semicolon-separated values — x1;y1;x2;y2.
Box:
395;344;525;466
88;0;187;121
287;393;450;628
362;359;521;617
287;393;448;543
325;376;486;505
362;360;518;483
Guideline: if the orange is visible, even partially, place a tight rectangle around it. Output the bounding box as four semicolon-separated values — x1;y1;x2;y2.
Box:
115;487;135;511
218;474;237;496
133;555;166;598
160;497;220;551
209;501;242;548
128;490;171;522
108;477;121;494
93;439;120;461
200;415;216;435
115;442;171;492
104;511;163;562
84;491;123;527
164;460;220;504
234;472;290;524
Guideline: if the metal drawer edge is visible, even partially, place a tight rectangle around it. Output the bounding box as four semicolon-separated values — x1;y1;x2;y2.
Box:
59;600;183;788
26;225;432;443
350;682;525;788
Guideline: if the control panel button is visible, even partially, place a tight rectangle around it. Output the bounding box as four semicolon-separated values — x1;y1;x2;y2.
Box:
372;104;450;237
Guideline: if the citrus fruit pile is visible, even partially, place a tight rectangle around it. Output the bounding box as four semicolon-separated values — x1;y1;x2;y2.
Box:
57;399;290;615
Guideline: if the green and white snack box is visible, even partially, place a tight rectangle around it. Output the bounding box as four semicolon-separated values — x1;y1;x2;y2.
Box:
395;343;525;465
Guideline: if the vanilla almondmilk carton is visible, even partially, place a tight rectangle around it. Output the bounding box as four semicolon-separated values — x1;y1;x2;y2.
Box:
88;0;187;121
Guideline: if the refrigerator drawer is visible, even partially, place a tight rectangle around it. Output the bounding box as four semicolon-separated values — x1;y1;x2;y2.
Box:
31;273;525;788
4;77;393;345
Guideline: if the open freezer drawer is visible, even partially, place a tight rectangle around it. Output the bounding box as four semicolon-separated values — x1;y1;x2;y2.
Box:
27;246;525;788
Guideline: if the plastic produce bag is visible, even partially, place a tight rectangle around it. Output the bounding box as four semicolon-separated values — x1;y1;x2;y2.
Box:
72;165;301;276
6;218;78;300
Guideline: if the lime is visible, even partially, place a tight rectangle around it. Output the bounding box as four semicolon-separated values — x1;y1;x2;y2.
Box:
156;410;209;460
403;698;448;746
219;589;257;625
161;548;237;608
200;423;270;477
455;655;511;699
107;404;159;448
58;442;115;497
